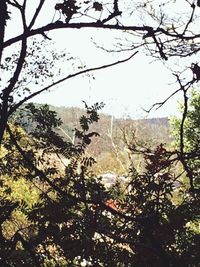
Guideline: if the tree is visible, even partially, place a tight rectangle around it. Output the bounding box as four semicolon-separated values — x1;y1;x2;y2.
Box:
171;89;200;189
2;0;200;266
3;103;200;266
0;102;110;266
1;0;200;144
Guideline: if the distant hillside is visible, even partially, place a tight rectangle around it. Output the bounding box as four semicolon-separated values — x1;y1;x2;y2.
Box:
20;103;170;174
49;105;169;131
137;117;169;126
50;105;170;171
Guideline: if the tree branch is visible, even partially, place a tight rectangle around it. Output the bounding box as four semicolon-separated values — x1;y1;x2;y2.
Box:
0;34;27;144
6;124;77;201
177;77;194;190
28;0;45;30
3;23;154;48
182;2;196;35
0;0;8;64
9;51;138;116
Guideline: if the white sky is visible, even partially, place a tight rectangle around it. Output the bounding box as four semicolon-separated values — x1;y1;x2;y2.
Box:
32;28;181;119
6;0;195;119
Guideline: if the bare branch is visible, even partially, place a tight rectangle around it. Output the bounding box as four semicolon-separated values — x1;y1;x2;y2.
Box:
152;35;168;60
176;75;194;190
101;0;122;24
107;115;126;172
28;0;45;30
7;0;21;9
145;75;195;113
0;35;27;143
182;2;196;35
144;88;182;113
9;51;139;115
3;23;154;48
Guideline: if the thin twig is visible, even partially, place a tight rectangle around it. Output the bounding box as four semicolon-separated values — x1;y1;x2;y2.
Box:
9;52;139;115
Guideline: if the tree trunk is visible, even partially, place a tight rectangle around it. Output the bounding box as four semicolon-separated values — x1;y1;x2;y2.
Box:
0;0;7;64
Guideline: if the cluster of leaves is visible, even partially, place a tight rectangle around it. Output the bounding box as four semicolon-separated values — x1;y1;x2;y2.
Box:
54;0;103;23
0;99;200;266
0;125;42;266
55;0;80;23
101;137;200;267
0;103;110;266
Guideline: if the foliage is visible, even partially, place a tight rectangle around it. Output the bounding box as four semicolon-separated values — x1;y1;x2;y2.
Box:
0;103;109;266
171;90;200;188
2;0;200;266
0;102;199;266
0;126;42;266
